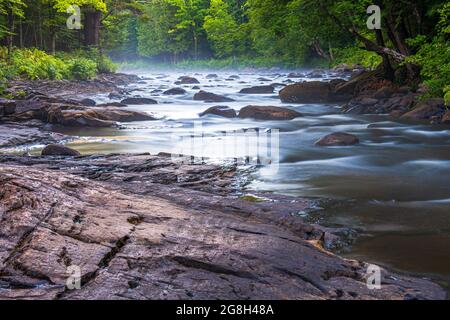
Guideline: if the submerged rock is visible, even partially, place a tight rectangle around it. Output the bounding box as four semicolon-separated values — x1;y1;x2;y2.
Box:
193;90;235;103
315;132;360;146
238;105;301;120
239;86;274;94
120;97;158;105
41;144;81;156
200;106;237;118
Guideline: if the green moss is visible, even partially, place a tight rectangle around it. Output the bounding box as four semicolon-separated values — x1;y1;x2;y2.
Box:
240;195;268;202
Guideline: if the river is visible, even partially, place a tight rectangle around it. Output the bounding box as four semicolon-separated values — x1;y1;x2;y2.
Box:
6;70;450;288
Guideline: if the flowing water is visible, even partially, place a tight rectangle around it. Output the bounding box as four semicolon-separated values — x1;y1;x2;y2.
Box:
3;70;450;287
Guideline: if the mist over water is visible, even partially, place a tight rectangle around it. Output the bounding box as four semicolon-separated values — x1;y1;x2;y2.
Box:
6;69;450;285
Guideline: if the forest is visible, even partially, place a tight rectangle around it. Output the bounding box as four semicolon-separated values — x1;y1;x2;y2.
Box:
0;0;449;98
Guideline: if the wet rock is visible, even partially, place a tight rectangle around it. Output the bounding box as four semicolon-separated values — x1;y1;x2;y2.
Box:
238;105;302;120
177;76;200;84
441;111;450;124
41;144;81;157
108;92;123;100
401;99;445;121
374;87;394;99
193;90;235;103
239;86;274;94
287;72;303;78
0;123;65;148
96;102;127;108
80;98;96;106
0;99;16;116
163;88;187;95
229;75;240;79
279;81;351;103
206;74;218;79
0;155;445;300
315;132;360;146
200;106;237;118
307;71;324;78
257;77;271;82
120;97;158;105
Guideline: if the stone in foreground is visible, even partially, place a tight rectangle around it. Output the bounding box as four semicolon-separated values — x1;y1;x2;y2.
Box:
0;155;445;300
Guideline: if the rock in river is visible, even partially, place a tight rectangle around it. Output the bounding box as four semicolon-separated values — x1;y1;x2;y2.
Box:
239;85;274;94
200;106;237;118
238;105;301;120
120;97;158;105
401;98;445;121
315;132;360;146
177;76;200;84
41;144;81;156
279;81;350;103
194;90;235;103
163;88;187;95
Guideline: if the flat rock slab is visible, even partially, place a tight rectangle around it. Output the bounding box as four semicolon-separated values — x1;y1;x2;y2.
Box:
0;154;446;300
0;123;66;149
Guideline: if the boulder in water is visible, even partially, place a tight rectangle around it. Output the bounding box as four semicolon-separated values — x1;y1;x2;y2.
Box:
239;86;274;94
200;106;237;118
315;132;359;146
238;105;301;120
177;76;200;84
279;81;351;103
163;88;187;95
194;90;235;103
120;97;158;105
42;144;81;157
401;98;445;121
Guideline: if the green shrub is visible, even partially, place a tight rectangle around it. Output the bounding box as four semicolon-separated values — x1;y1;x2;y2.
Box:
10;48;70;80
407;38;450;98
68;58;98;80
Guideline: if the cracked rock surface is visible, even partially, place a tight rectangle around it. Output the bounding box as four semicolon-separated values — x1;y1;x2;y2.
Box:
0;154;446;300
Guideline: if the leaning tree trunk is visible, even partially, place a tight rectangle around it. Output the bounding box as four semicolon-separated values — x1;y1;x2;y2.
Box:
84;10;101;47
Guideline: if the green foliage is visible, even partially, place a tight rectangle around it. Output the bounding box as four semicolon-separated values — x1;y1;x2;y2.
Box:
10;48;70;80
407;3;450;98
333;46;382;69
68;57;97;80
0;47;115;82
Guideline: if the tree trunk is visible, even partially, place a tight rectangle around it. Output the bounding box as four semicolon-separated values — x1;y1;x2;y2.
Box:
7;7;14;61
84;10;101;47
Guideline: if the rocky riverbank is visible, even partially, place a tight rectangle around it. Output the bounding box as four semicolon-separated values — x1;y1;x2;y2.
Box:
0;71;448;300
0;153;446;300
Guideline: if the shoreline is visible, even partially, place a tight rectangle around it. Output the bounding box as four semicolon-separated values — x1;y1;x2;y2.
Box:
0;71;448;299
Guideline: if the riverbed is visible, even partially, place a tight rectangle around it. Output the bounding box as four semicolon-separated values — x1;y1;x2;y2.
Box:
3;69;450;288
